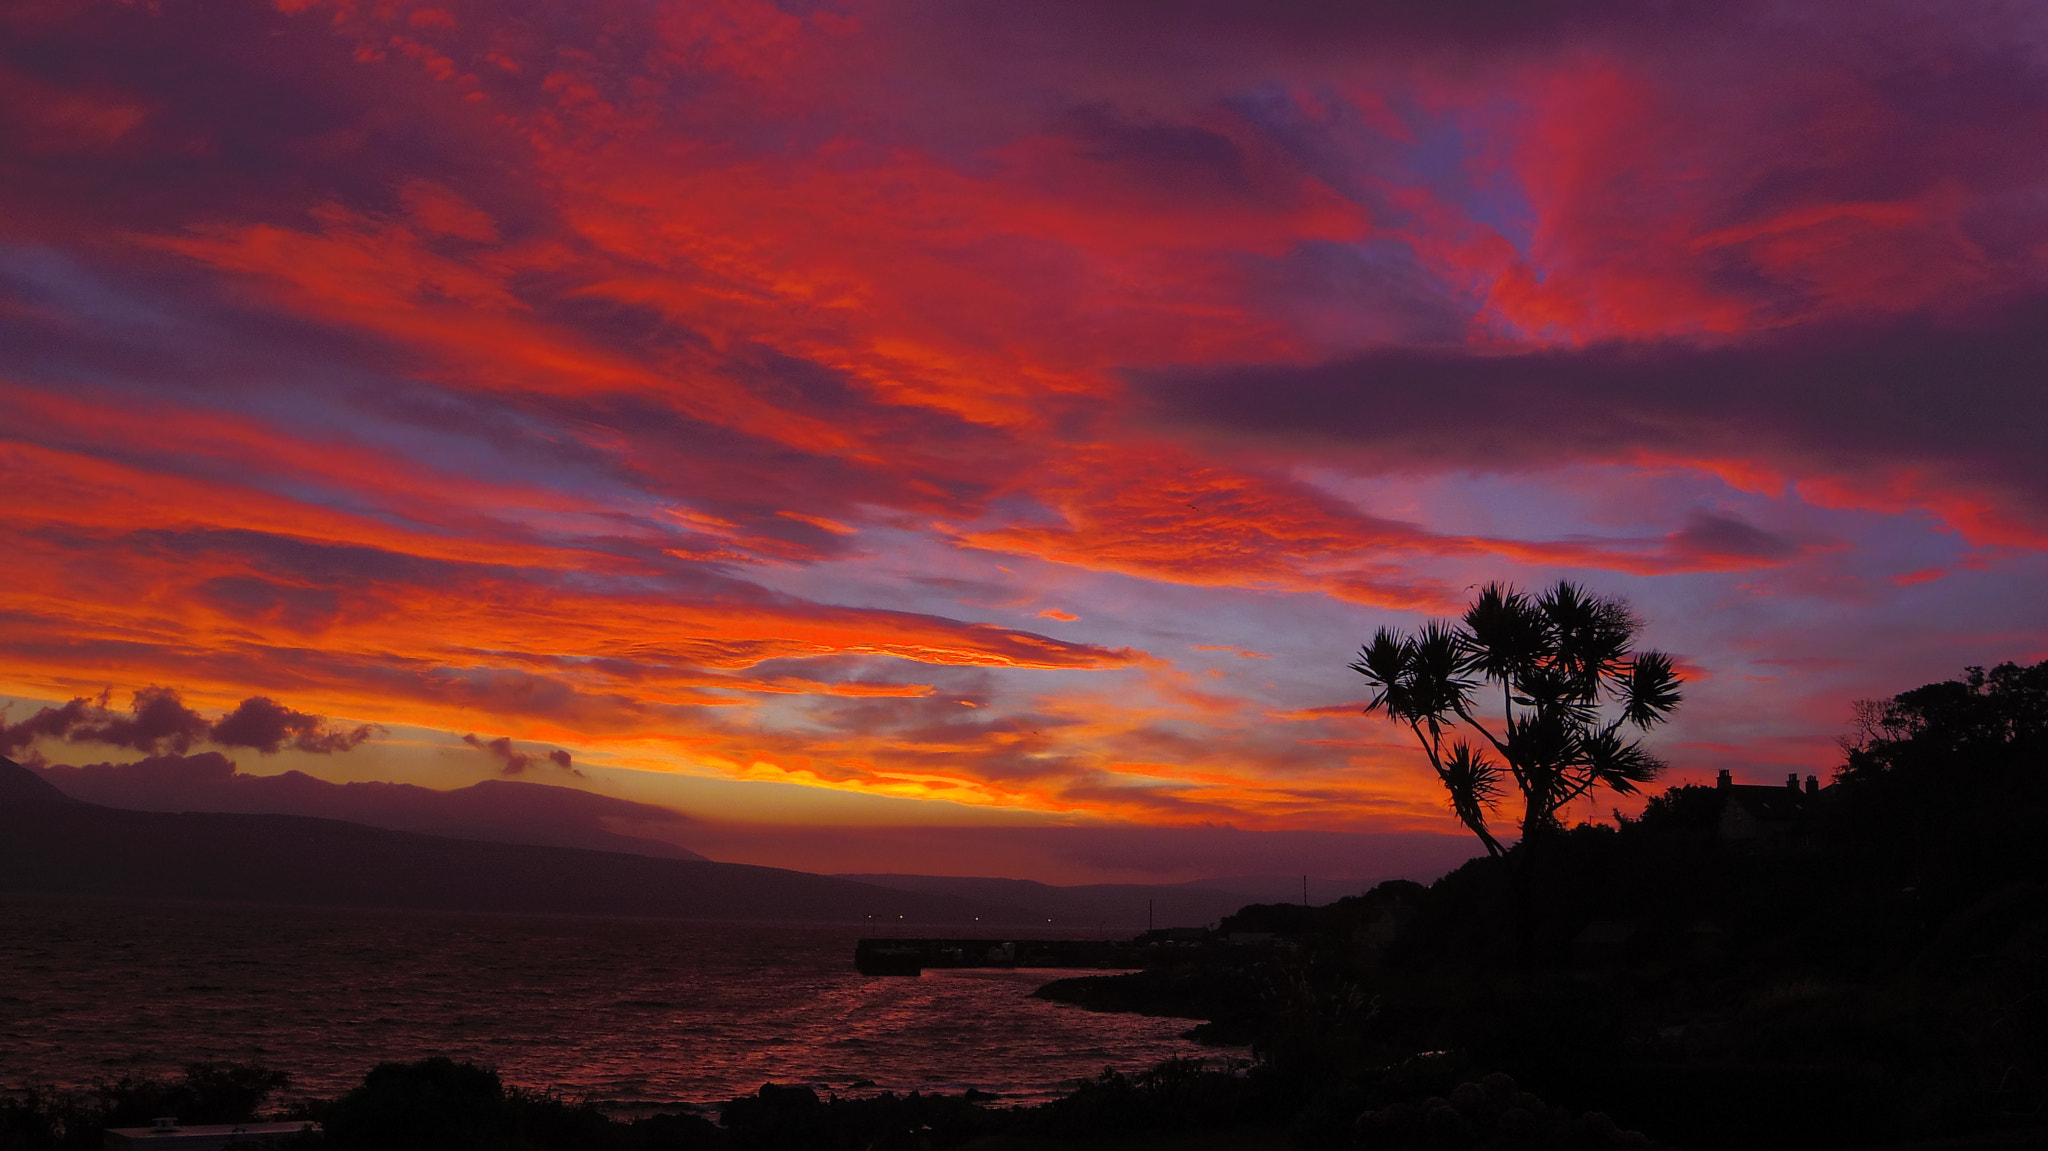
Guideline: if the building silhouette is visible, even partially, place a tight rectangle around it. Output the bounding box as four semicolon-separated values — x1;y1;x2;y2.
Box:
1716;769;1828;846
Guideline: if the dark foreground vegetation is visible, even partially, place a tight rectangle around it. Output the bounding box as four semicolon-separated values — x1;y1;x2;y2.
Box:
0;1055;1655;1151
1037;658;2048;1149
3;660;2042;1151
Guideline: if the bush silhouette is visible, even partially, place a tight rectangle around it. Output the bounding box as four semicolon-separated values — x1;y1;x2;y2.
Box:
323;1058;515;1151
0;1063;292;1151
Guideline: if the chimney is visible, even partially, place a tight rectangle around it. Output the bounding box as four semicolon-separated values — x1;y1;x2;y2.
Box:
1716;769;1731;790
1786;773;1800;791
1805;775;1819;795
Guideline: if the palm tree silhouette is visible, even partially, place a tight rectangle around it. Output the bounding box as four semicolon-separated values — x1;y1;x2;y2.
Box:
1350;581;1683;856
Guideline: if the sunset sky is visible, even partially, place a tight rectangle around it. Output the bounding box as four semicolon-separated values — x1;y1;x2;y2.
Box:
4;0;2045;883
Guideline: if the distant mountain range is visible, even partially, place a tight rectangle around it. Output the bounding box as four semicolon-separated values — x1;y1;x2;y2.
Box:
3;756;1320;929
0;755;1017;925
30;753;707;860
18;754;1408;928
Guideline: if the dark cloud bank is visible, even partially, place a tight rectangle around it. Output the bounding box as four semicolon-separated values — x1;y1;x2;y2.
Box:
0;687;377;761
1134;298;2048;527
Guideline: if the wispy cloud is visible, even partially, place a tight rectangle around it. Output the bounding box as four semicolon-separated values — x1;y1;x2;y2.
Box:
0;0;2044;859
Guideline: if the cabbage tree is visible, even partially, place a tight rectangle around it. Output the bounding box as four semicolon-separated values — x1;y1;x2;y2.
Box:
1350;581;1683;857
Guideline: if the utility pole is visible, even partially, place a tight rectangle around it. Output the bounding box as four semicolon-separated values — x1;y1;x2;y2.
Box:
1147;899;1153;932
1302;874;1308;907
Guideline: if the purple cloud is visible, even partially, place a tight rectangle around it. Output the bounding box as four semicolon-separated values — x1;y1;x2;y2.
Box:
464;733;579;777
210;695;379;754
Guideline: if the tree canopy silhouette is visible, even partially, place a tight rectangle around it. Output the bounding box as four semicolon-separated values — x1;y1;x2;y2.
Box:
1834;658;2048;893
1350;582;1683;856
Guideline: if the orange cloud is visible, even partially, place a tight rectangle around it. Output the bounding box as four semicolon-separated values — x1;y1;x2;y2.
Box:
2;0;2042;855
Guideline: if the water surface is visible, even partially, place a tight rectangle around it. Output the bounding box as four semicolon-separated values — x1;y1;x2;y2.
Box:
0;896;1226;1108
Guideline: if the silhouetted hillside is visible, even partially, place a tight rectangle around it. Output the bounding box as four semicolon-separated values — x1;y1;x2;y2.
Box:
32;752;707;860
0;756;1020;925
0;757;72;805
1028;660;2048;1150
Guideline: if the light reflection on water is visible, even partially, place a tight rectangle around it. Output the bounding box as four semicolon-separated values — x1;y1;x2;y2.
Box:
0;896;1230;1107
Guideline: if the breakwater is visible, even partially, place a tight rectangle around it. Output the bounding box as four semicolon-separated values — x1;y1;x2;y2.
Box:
854;936;1140;976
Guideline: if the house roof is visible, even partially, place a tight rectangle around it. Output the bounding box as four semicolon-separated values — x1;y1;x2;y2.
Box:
1723;784;1823;821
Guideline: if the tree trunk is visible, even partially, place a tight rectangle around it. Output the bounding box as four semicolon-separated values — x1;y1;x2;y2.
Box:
1511;808;1549;974
1511;840;1536;974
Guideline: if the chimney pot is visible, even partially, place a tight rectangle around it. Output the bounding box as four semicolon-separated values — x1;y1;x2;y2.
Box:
1805;775;1819;795
1787;773;1800;791
1716;769;1731;790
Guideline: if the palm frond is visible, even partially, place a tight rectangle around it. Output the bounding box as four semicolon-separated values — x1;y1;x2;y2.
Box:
1442;740;1504;822
1583;725;1665;793
1408;620;1477;717
1541;581;1637;697
1618;650;1683;729
1348;627;1413;719
1461;582;1547;684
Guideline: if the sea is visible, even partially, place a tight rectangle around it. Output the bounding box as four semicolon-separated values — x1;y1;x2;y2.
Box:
0;896;1228;1111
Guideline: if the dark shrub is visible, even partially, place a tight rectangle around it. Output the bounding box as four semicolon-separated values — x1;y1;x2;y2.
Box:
323;1058;514;1151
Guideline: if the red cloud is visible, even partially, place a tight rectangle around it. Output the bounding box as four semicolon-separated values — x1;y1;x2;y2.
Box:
0;0;2041;845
